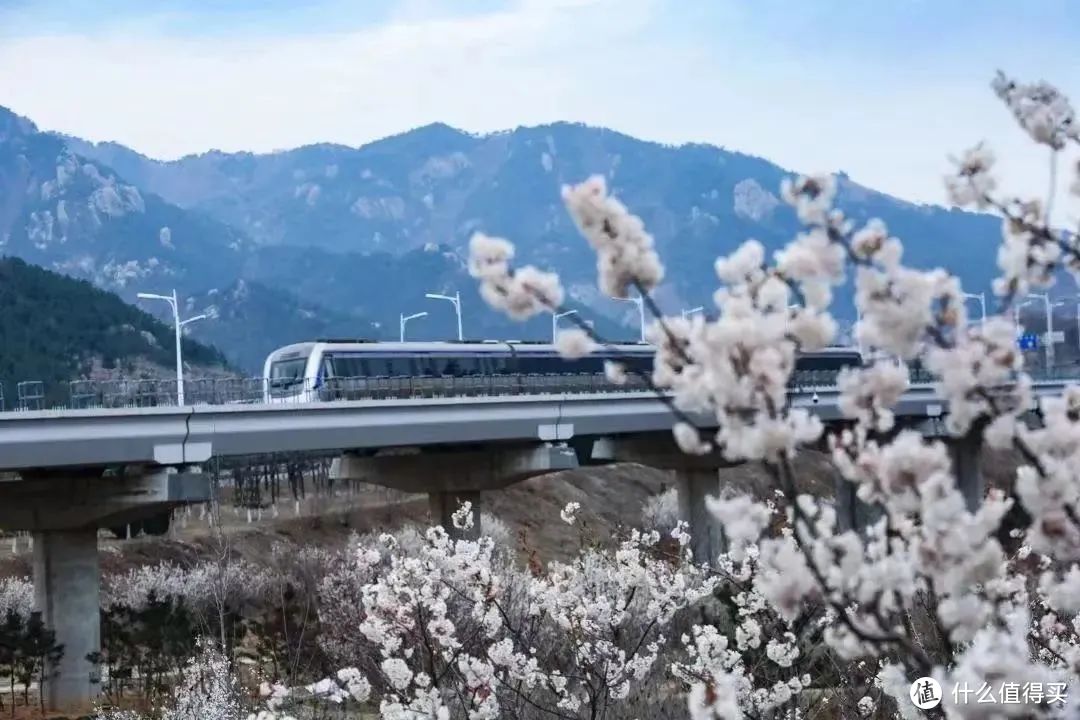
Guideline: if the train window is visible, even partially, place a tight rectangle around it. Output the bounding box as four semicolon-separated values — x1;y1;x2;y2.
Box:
353;357;367;377
322;356;336;378
330;356;347;377
353;358;367;377
384;357;405;376
582;356;605;373
555;357;582;373
366;357;388;376
382;357;407;376
794;352;861;374
626;355;652;374
491;354;511;374
269;358;307;386
517;356;542;374
594;352;648;376
414;355;439;376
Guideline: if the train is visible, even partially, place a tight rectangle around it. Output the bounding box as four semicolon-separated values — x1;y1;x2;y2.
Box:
261;340;863;402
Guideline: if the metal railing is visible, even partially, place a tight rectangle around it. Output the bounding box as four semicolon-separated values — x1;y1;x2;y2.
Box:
1;364;1078;413
16;381;44;411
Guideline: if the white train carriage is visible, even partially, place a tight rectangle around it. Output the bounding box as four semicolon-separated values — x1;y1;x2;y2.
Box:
262;340;863;403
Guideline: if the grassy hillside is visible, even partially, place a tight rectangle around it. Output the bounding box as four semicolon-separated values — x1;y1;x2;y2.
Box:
0;256;227;405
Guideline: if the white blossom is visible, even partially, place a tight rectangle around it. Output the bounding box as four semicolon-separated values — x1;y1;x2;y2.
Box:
993;71;1079;149
468;233;564;319
554;328;596;359
604;360;630;385
945;142;997;208
561;175;664;297
673;421;713;456
451;500;475;531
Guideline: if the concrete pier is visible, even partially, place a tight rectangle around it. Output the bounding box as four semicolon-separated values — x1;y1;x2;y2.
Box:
675;468;726;566
429;490;482;541
0;467;210;710
948;432;985;513
592;436;740;565
32;529;101;710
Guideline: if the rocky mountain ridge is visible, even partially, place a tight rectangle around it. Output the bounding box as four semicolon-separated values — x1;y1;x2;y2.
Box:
0;105;1009;370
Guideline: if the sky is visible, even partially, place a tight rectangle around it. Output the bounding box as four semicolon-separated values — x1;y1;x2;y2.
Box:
1;0;1079;216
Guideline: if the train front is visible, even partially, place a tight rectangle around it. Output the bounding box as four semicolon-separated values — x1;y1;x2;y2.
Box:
262;343;320;403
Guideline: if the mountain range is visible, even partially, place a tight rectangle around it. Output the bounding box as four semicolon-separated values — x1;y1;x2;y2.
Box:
1;105;1007;373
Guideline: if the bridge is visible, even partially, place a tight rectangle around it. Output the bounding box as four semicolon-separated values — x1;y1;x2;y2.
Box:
0;371;1073;710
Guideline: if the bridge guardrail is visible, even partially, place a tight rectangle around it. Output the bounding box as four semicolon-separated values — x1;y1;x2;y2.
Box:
0;375;1075;471
5;366;1080;412
16;381;45;411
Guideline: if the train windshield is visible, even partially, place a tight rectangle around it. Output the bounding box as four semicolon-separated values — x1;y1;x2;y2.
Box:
269;357;308;387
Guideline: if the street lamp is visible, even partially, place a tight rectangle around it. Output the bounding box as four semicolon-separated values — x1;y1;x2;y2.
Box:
425;291;463;342
400;311;428;342
1025;293;1057;370
1050;300;1070;368
963;292;987;327
136;289;206;406
552;310;578;342
1074;302;1080;354
854;309;864;357
1014;297;1034;339
1054;297;1080;363
615;294;647;342
682;306;704;319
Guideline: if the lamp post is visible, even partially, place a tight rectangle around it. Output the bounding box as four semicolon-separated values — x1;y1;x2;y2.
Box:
1014;297;1035;340
615;294;647;342
1025;293;1056;370
425;291;463;341
552;310;578;342
136;289;206;406
1075;302;1080;354
963;292;987;327
1051;300;1068;369
400;311;428;342
855;310;864;357
681;306;704;319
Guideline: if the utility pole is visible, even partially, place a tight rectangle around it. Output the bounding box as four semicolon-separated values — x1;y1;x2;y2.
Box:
552;310;578;342
425;292;463;341
682;306;704;319
400;312;428;342
136;289;206;406
963;292;987;327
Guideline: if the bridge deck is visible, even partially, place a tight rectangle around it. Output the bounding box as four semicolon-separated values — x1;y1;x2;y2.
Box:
0;382;981;472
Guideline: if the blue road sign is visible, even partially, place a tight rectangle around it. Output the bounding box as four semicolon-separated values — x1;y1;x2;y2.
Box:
1018;333;1039;350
